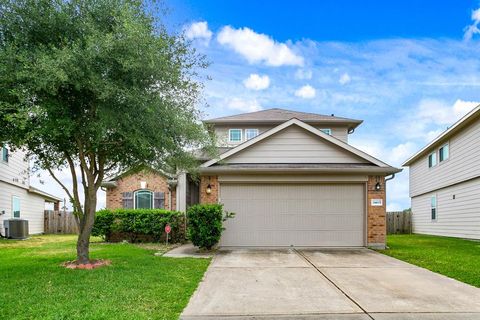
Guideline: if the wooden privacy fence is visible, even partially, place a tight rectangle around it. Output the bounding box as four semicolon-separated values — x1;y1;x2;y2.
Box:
387;211;412;234
44;210;79;234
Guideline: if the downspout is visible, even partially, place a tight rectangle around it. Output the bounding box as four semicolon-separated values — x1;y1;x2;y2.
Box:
385;173;396;182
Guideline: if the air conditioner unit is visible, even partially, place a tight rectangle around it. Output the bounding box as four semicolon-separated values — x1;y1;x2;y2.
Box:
3;219;29;239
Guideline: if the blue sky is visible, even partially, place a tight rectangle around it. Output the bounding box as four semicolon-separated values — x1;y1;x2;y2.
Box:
167;0;479;41
34;1;480;211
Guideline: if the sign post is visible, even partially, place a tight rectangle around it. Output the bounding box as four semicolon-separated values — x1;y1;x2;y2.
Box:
165;224;171;245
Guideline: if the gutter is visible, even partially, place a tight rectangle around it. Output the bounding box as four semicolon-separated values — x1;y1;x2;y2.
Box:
199;166;403;175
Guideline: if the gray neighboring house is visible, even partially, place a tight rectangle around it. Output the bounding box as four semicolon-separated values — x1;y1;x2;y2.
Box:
403;104;480;240
0;146;61;236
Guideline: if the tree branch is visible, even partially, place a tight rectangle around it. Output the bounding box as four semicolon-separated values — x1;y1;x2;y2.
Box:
65;152;83;215
46;167;75;207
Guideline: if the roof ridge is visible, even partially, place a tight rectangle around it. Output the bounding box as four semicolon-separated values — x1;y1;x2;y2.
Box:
204;107;362;124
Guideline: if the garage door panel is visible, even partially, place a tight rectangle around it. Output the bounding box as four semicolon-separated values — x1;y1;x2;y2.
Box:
223;213;363;231
220;183;365;247
226;198;363;214
220;230;364;247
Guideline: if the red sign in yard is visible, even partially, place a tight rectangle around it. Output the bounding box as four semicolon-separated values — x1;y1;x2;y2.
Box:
165;224;171;234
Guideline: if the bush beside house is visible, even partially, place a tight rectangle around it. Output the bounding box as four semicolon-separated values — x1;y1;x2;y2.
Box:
92;209;185;243
187;204;232;250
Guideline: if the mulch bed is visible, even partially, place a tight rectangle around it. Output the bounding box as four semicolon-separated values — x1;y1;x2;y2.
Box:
62;259;111;270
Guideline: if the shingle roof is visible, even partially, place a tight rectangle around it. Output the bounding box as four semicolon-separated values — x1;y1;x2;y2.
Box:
204;108;363;128
200;163;401;175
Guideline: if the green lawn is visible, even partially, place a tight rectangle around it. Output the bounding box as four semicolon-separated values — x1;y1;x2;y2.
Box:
0;235;210;320
380;234;480;287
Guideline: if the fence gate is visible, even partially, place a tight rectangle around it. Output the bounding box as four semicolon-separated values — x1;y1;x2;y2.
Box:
44;210;79;234
386;211;412;234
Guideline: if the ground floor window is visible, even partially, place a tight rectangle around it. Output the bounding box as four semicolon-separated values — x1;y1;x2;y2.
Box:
431;195;437;220
12;196;20;218
135;190;153;209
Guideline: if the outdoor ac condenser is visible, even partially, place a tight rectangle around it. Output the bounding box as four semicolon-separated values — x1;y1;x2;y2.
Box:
4;219;29;239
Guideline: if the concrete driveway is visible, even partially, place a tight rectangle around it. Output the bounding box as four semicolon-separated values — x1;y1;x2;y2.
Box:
181;249;480;320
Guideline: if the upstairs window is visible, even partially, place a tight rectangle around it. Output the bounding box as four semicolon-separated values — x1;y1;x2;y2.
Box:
428;152;437;168
245;129;259;140
439;144;449;162
135;190;153;209
320;128;332;135
431;195;437;220
229;129;242;142
1;146;8;162
12;196;20;218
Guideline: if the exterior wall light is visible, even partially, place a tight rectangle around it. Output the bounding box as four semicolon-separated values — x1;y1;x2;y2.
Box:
375;182;381;191
206;184;212;195
140;181;147;189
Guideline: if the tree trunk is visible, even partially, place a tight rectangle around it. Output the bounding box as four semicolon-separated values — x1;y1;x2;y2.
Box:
76;188;98;264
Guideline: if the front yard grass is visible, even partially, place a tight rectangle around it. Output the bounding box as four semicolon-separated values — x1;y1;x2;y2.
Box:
0;235;210;320
380;234;480;287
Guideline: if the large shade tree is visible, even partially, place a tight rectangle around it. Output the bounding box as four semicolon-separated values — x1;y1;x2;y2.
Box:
0;0;214;264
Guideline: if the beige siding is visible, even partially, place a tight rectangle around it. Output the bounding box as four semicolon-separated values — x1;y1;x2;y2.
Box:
0;181;46;235
224;125;368;164
411;178;480;239
214;124;349;147
219;183;365;247
0;148;29;188
409;118;480;197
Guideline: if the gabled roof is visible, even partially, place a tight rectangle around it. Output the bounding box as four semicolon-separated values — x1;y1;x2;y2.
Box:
204;108;363;129
201;118;400;174
403;104;480;166
28;186;62;202
102;166;174;185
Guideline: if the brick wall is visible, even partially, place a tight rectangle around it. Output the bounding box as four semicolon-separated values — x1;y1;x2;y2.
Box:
367;175;386;248
106;170;176;210
199;175;218;204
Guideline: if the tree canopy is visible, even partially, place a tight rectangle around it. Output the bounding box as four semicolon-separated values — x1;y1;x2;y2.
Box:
0;0;214;263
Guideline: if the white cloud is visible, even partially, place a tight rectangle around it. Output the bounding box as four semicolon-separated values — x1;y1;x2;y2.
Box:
417;98;479;125
390;142;418;166
295;69;312;80
294;85;316;99
226;98;262;113
464;8;480;40
243;74;270;90
185;21;213;42
339;73;351;85
217;26;304;66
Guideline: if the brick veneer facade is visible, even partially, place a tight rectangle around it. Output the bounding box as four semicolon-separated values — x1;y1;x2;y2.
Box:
199;175;219;204
199;174;387;248
106;170;176;210
367;175;386;248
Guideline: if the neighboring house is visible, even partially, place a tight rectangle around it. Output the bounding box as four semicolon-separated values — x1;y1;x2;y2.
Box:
0;146;61;236
104;108;400;248
403;104;480;240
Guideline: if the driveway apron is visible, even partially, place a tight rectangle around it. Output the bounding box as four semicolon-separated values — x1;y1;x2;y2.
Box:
181;248;480;320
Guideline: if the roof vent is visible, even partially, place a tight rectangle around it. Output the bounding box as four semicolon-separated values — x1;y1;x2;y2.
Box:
331;114;335;116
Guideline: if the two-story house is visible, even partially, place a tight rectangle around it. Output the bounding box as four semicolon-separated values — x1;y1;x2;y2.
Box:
103;108;400;248
0;146;61;236
403;104;480;240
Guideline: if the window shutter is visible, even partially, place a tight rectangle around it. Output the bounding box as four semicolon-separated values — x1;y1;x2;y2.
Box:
1;147;8;162
154;192;165;209
122;192;133;209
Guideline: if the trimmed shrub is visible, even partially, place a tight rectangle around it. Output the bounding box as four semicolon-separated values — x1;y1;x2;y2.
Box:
187;204;233;250
92;209;185;243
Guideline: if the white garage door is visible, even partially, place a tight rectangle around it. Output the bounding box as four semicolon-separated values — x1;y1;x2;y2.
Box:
219;183;365;247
